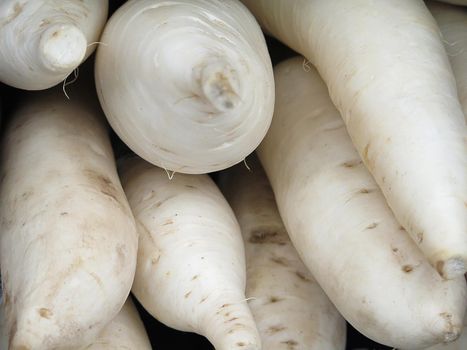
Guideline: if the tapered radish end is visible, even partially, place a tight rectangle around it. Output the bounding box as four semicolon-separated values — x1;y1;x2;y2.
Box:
39;24;86;72
437;257;467;280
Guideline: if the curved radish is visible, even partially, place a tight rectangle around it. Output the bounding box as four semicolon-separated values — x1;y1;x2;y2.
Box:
257;56;467;349
0;88;138;350
241;0;467;279
0;0;108;90
428;0;467;122
218;157;347;350
96;0;274;174
119;156;261;350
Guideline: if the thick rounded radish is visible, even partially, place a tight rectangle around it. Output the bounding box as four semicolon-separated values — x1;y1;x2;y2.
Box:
0;89;138;350
218;157;347;350
242;0;467;279
0;0;108;90
257;57;467;349
428;1;467;122
96;0;274;174
119;157;261;350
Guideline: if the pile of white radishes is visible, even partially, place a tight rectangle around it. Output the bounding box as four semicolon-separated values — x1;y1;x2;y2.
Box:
0;0;466;349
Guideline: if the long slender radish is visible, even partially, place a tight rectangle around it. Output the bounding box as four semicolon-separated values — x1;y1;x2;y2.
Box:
0;0;108;90
428;1;467;122
257;56;467;349
95;0;274;174
241;0;467;279
119;156;261;350
80;298;152;350
0;88;138;350
218;157;347;350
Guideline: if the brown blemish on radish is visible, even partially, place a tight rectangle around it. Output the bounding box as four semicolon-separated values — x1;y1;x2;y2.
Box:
226;317;239;323
402;265;414;273
200;296;208;303
185;184;196;189
60;212;68;216
3;3;23;26
236;342;246;347
270;256;288;266
184;291;192;298
281;339;298;348
392;247;399;253
268;325;286;334
358;188;375;194
162;219;173;226
366;222;378;230
341;159;362;168
39;308;53;319
295;271;312;282
268;296;283;303
191;274;199;280
249;229;286;245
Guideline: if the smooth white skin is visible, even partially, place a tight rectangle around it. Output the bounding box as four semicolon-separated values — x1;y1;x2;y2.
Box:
0;0;108;90
79;298;152;350
257;57;467;349
242;0;467;279
218;157;347;350
0;91;138;350
120;157;261;350
95;0;274;174
428;1;467;122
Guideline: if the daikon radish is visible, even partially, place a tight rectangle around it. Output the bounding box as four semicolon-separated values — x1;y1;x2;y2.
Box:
96;0;274;174
80;298;152;350
257;56;467;349
0;0;108;90
0;89;138;349
241;0;467;279
218;157;347;350
119;156;261;350
428;1;467;121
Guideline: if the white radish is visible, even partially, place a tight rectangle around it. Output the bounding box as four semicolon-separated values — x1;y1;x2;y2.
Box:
428;0;467;121
218;157;347;350
119;156;261;350
79;298;152;350
241;0;467;279
0;0;108;90
0;88;138;350
257;56;467;349
95;0;274;174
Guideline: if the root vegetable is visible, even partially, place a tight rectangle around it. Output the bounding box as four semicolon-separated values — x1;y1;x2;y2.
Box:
257;56;467;349
0;88;138;350
241;0;467;279
219;156;347;350
119;156;261;350
0;0;108;90
95;0;274;174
